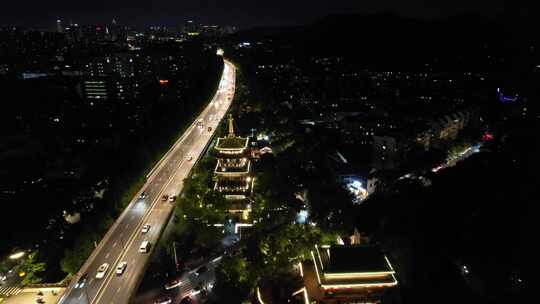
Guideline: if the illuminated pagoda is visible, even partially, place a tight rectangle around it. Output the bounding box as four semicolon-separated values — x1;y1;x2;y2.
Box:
214;114;253;217
295;244;398;303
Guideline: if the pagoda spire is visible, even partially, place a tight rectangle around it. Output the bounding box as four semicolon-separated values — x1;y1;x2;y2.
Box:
228;114;235;137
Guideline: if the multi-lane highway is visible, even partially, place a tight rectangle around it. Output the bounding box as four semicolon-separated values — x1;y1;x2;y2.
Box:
59;59;236;304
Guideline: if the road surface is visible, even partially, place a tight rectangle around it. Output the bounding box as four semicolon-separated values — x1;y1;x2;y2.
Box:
58;59;236;304
132;257;222;304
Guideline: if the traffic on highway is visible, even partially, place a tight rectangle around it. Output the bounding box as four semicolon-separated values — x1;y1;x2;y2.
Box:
59;59;236;304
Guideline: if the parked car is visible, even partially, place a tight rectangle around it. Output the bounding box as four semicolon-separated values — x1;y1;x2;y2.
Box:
168;195;176;202
161;194;169;202
75;273;88;288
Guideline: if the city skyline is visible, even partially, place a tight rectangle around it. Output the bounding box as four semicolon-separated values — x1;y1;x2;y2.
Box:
0;3;533;303
2;0;511;28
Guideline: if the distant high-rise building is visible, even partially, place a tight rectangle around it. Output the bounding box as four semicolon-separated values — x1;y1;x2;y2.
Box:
109;19;116;40
64;23;82;42
56;19;64;33
79;25;107;43
82;79;109;100
84;53;135;78
183;20;198;33
81;77;138;101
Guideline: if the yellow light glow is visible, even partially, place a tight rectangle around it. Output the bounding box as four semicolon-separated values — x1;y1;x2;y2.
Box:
290;287;310;304
315;245;325;271
311;251;322;285
302;288;310;304
325;271;395;279
384;255;396;272
9;251;25;260
292;288;304;296
256;287;265;304
321;278;398;289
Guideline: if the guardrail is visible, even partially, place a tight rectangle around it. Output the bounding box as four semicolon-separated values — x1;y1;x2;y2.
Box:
27;281;68;288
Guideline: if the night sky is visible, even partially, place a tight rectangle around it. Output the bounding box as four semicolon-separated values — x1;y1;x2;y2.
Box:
1;0;510;28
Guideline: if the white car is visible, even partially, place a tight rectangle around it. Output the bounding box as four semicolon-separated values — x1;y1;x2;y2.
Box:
141;224;151;234
154;297;172;304
190;286;202;296
96;263;109;279
139;241;151;253
116;261;127;275
164;279;182;290
186;155;193;161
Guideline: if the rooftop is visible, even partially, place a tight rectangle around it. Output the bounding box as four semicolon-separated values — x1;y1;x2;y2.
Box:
312;244;397;288
215;136;249;150
322;245;392;274
215;158;251;174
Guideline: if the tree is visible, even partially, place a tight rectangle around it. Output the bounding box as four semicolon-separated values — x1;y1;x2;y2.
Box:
306;177;355;233
61;231;99;275
212;255;254;304
19;251;46;286
246;224;321;281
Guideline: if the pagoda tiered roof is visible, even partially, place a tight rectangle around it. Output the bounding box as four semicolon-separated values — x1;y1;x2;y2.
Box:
312;244;398;289
214;158;251;175
215;136;249;150
215;114;249;152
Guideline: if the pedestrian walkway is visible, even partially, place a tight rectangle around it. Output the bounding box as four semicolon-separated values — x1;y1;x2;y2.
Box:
0;286;22;297
0;287;64;304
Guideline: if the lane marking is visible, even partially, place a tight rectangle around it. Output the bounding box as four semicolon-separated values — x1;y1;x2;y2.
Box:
89;64;236;304
92;155;190;303
62;66;235;304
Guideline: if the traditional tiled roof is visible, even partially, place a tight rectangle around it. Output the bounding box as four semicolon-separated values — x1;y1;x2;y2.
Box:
216;136;249;150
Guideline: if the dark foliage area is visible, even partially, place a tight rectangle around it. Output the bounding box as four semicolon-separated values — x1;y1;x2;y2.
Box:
0;44;222;280
355;115;536;303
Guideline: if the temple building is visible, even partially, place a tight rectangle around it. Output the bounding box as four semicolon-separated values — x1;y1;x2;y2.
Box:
294;244;398;303
214;114;253;219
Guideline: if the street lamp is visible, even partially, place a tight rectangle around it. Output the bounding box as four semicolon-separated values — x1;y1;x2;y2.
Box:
9;251;25;260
